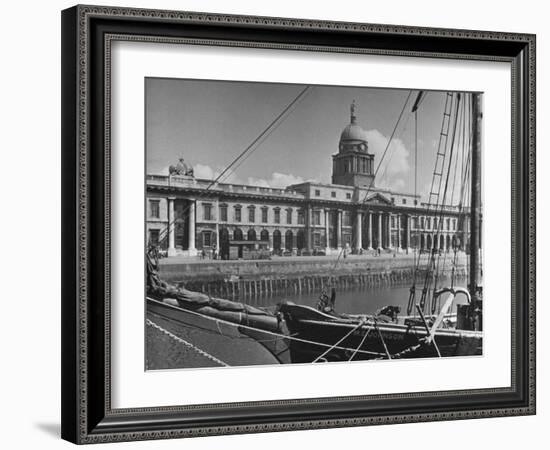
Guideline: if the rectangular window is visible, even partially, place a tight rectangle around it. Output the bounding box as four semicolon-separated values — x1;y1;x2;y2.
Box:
261;207;268;223
248;207;255;223
234;207;242;222
426;217;431;229
446;218;451;230
219;205;227;222
297;210;305;225
274;208;280;224
434;218;438;229
203;203;212;221
313;233;321;247
453;219;457;230
391;216;395;228
346;193;351;199
343;211;351;227
149;200;160;218
149;229;159;246
402;198;407;204
203;231;211;247
313;210;321;225
331;191;336;198
315;189;320;196
421;217;425;229
286;209;291;224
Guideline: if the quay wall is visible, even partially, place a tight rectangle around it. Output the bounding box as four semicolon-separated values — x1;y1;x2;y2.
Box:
158;255;468;298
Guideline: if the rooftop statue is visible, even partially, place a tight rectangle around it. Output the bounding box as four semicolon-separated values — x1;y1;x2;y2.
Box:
169;157;194;176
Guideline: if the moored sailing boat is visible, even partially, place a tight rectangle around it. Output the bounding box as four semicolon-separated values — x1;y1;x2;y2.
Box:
276;91;483;362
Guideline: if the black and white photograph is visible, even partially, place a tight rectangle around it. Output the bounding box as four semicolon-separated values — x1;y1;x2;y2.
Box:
145;79;483;370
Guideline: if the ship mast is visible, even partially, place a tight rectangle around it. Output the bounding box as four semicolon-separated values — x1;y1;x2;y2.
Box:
469;93;482;301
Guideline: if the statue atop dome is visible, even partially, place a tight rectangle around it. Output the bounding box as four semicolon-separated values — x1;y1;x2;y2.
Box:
350;99;357;123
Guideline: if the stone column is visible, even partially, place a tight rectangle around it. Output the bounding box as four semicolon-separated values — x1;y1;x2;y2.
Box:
281;232;286;252
387;213;392;249
406;215;411;251
337;210;342;250
167;197;176;256
377;213;382;250
188;200;196;255
325;209;330;253
307;205;313;250
397;214;402;251
215;199;220;253
367;211;373;250
355;211;362;251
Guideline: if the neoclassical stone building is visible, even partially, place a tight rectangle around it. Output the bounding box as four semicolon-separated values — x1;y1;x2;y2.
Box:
146;103;470;259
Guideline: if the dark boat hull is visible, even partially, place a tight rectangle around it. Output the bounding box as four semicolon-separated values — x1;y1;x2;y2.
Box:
279;303;482;363
147;298;292;366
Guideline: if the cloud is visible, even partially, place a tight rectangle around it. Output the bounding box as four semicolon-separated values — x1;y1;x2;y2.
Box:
387;178;405;192
192;164;305;189
150;165;170;175
365;129;410;191
193;164;241;184
193;163;218;180
247;172;305;189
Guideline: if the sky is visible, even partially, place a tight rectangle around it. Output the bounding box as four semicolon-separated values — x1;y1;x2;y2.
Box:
145;78;475;203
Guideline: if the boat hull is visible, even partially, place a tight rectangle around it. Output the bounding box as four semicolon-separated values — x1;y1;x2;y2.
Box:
279;303;482;363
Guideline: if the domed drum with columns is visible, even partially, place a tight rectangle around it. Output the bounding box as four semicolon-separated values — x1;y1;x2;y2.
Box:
332;101;375;187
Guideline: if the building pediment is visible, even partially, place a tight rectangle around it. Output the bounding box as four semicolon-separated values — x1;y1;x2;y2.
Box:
364;192;392;205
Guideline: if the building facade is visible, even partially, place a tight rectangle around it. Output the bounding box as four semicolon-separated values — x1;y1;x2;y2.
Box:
146;103;470;259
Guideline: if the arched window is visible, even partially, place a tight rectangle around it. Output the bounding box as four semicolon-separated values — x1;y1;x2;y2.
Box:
247;229;257;241
260;229;269;242
297;230;306;250
233;228;243;241
273;230;281;251
285;230;293;251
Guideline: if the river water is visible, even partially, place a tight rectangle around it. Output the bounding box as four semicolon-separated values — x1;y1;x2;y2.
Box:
239;279;468;315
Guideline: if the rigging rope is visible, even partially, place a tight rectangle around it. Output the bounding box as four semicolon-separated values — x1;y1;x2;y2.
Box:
146;318;229;366
311;319;366;363
330;90;413;277
148;298;386;358
429;93;462;314
153;85;313;247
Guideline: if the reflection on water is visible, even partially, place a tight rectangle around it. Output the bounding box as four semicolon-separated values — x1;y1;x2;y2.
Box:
239;279;468;315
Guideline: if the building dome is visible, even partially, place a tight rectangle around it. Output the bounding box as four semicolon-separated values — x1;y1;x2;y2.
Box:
340;123;368;142
338;100;369;153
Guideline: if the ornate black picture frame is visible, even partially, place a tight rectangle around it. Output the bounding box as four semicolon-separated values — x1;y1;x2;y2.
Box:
61;4;536;444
